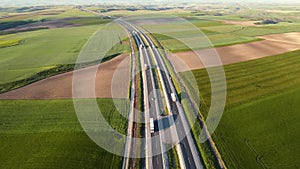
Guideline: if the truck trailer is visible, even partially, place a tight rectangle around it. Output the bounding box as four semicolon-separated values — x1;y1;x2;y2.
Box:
150;118;154;134
171;93;176;102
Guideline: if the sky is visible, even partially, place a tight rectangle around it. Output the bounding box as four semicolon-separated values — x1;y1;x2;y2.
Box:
1;0;299;7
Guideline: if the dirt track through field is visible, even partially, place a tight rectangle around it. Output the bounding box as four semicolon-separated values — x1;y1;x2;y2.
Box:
0;54;130;99
168;32;300;72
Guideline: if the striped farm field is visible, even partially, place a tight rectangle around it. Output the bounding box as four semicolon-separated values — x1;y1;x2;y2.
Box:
0;98;129;169
148;18;300;52
181;50;300;168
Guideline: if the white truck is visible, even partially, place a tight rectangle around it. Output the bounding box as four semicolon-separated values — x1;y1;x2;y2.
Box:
139;44;144;49
150;118;155;134
171;93;176;102
144;64;148;71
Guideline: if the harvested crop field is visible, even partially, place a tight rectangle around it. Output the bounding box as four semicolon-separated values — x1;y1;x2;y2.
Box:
221;20;261;26
168;32;300;72
257;32;300;45
0;54;130;99
1;17;92;33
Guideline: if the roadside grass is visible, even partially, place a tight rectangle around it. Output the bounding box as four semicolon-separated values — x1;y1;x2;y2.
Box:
167;145;180;169
181;98;220;169
0;98;129;169
181;49;300;168
136;50;143;168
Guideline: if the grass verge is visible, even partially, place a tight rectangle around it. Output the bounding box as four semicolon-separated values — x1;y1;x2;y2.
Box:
167;145;181;169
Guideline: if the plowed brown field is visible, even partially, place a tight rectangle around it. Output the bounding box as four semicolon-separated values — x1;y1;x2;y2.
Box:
168;32;300;72
221;20;262;26
0;54;130;99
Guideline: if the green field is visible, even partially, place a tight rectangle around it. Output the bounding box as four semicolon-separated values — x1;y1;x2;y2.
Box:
215;86;300;169
0;9;131;168
0;7;95;21
202;22;300;37
0;25;99;84
0;22;129;92
153;31;260;52
1;4;300;169
181;50;300;168
66;17;112;25
143;19;258;52
144;18;300;52
0;99;129;169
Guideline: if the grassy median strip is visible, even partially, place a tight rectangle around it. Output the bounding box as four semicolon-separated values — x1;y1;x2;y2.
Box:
167;146;181;169
181;97;220;169
136;50;143;168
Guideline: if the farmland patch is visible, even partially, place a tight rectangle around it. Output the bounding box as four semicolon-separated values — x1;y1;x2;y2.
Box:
168;32;300;72
0;53;130;99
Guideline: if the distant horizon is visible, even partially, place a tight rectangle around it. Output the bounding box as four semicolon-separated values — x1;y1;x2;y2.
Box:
1;0;300;7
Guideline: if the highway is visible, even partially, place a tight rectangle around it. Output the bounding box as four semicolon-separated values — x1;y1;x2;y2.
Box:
142;27;226;169
120;20;204;169
135;30;166;169
79;8;214;169
121;22;143;169
120;21;166;169
129;23;204;169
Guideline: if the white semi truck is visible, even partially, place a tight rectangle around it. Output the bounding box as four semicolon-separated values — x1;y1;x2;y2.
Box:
171;93;176;102
144;64;148;71
150;118;155;134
